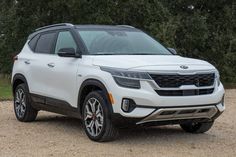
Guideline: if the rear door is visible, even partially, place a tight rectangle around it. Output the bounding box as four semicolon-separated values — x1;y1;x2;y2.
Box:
28;31;58;101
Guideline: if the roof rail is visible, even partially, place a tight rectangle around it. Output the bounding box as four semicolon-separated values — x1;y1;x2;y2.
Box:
116;25;135;28
35;23;74;31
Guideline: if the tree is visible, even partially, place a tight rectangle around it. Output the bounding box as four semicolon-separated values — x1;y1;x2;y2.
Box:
0;0;235;83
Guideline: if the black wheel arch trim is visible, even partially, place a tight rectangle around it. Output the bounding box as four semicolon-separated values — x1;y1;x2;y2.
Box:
78;79;114;115
12;73;30;95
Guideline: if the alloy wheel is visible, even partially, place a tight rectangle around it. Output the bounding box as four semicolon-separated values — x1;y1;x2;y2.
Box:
14;88;26;118
84;97;104;137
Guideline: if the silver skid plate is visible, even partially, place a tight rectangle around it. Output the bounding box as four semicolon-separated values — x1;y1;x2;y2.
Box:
137;105;218;124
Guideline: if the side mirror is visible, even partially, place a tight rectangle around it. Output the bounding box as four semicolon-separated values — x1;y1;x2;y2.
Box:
58;48;81;58
168;48;177;55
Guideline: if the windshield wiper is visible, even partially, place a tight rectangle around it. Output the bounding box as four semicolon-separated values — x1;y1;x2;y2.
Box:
92;53;115;55
90;52;162;55
125;53;159;55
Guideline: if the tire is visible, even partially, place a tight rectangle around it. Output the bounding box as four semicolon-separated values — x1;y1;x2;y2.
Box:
14;83;38;122
180;121;214;133
82;91;119;142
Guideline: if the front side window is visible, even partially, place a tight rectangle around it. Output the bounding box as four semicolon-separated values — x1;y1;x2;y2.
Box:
78;29;172;55
35;32;56;54
55;31;77;54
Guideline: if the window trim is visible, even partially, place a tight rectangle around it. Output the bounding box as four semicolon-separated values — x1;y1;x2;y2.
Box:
28;28;85;56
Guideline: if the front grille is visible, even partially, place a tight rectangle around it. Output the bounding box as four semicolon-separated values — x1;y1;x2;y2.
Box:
150;73;215;88
155;88;214;96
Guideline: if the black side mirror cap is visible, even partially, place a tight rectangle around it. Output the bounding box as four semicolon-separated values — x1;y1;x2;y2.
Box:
168;48;177;55
58;48;81;58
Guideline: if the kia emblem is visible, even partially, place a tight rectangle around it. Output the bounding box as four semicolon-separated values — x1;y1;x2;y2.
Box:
180;65;188;69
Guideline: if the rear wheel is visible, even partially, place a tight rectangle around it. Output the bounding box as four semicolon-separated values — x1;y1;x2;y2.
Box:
14;84;38;122
180;121;214;133
82;91;119;142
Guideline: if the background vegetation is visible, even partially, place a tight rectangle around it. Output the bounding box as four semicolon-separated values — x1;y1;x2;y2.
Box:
0;0;235;84
0;76;12;100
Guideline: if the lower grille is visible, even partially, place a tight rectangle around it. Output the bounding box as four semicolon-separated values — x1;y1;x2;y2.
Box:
156;88;214;96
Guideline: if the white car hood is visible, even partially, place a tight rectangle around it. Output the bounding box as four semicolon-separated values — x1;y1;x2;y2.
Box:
92;55;216;72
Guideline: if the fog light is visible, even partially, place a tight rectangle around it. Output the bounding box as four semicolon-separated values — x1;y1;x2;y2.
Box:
121;98;136;112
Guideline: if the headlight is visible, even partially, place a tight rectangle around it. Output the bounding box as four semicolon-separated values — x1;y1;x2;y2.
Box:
100;67;151;89
215;70;220;86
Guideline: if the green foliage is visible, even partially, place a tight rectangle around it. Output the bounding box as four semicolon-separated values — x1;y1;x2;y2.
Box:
0;0;235;82
0;77;12;100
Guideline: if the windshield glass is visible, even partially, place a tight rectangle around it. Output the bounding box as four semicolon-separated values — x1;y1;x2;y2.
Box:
78;29;172;55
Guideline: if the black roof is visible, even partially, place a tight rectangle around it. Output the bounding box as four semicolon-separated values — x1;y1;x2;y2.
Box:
28;23;139;40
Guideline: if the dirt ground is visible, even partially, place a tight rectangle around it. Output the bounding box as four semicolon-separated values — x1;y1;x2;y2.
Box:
0;90;235;157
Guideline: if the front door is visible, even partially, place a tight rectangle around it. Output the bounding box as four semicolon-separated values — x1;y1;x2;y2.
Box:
45;30;80;107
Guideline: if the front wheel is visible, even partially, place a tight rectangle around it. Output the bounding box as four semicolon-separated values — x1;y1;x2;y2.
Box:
82;91;119;142
180;121;214;133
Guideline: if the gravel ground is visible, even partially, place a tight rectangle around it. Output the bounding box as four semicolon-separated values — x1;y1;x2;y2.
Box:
0;89;235;157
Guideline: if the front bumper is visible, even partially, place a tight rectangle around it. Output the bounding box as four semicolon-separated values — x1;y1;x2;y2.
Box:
100;71;225;124
105;76;225;118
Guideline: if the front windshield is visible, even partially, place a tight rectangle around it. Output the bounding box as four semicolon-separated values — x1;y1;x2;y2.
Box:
78;29;172;55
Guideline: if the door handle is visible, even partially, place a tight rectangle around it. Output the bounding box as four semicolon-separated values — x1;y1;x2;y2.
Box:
47;63;55;68
24;60;30;65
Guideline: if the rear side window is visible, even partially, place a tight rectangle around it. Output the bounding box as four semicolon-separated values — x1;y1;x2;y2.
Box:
35;32;56;54
28;34;40;51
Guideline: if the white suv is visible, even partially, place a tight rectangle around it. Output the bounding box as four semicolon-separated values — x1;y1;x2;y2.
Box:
12;23;225;142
